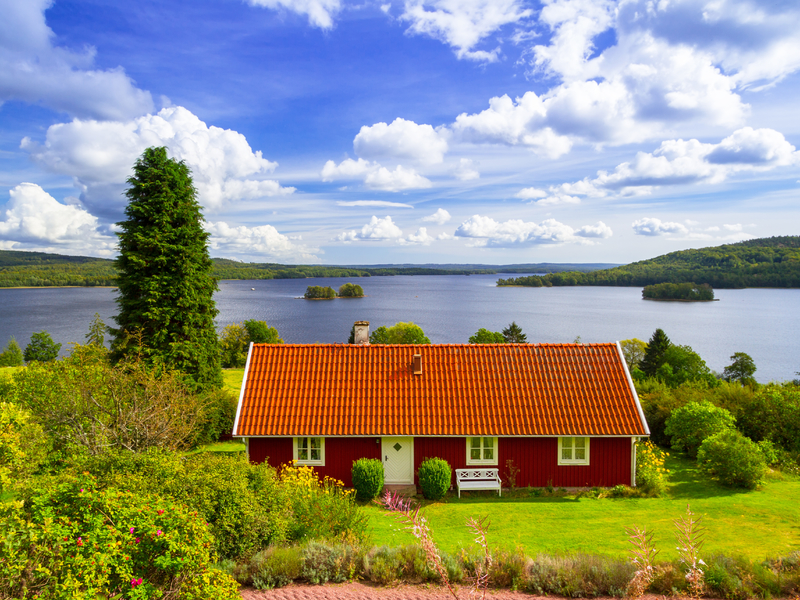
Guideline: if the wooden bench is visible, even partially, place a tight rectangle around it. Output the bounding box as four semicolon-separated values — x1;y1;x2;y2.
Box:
455;468;502;498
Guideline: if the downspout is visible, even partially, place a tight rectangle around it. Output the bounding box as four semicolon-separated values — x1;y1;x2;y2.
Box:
631;437;638;487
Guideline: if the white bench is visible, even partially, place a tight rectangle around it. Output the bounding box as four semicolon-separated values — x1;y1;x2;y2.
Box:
455;468;502;498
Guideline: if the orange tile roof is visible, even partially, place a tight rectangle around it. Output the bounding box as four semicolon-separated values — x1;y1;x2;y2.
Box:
233;343;649;437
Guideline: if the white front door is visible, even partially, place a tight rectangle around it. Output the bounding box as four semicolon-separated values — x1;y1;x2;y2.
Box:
382;437;414;484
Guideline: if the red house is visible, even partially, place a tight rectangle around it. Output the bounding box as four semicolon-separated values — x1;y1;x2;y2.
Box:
232;324;650;490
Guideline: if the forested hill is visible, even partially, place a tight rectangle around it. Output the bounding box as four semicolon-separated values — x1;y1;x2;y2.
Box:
497;236;800;289
0;250;611;288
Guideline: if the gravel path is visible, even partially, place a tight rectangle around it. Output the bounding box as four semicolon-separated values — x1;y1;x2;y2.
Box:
240;583;532;599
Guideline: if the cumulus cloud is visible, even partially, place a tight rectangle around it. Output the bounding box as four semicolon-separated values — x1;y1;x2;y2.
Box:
422;208;451;224
514;187;548;200
354;118;448;166
364;165;432;191
402;227;435;245
21;106;293;219
0;183;114;254
321;158;431;191
529;128;800;202
336;200;413;208
204;220;318;262
245;0;341;29
400;0;533;62
631;218;688;236
452;158;480;181
0;0;153;120
454;214;607;247
337;215;405;242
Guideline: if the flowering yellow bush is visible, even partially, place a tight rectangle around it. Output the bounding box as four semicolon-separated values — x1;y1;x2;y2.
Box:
636;440;669;496
276;462;364;543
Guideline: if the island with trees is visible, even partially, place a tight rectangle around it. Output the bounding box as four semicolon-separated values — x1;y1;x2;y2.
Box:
497;236;800;289
642;282;715;301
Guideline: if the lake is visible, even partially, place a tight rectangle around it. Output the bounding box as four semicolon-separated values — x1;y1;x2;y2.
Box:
1;274;797;383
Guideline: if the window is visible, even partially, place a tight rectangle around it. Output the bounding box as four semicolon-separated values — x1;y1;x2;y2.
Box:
466;437;497;465
558;437;590;465
294;437;325;465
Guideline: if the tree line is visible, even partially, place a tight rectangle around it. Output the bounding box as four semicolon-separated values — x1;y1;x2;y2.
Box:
497;236;800;289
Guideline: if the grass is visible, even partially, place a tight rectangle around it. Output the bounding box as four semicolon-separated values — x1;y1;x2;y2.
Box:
222;368;245;396
365;454;800;562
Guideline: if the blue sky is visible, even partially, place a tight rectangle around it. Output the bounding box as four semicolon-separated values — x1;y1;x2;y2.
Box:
1;0;799;265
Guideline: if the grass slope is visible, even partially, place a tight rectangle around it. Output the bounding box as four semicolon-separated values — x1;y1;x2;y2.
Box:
365;454;800;561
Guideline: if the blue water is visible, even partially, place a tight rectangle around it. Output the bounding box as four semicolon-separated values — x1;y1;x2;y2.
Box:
1;275;797;383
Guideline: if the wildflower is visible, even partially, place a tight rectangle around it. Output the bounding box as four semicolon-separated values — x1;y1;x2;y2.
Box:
136;538;140;543
156;529;163;536
131;577;143;587
76;537;83;547
130;527;135;534
157;509;164;515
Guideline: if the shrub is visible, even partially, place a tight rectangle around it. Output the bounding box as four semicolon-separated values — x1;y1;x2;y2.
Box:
524;553;634;597
489;547;528;589
0;473;239;600
0;338;23;367
250;546;303;589
193;387;238;445
364;546;404;584
300;540;361;584
0;402;48;493
635;440;669;496
23;330;61;363
697;430;767;489
417;457;451;500
665;400;736;458
351;458;384;501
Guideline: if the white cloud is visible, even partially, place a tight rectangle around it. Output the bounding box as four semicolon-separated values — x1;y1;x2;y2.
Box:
534;128;799;201
514;187;548;200
336;200;413;208
422;208;451;224
400;0;533;62
364;165;432;191
0;0;153;120
204;220;318;262
321;158;373;182
632;218;688;236
0;183;114;254
354;118;448;166
402;227;435;245
21;106;293;218
576;221;613;238
453;158;480;181
337;215;405;242
454;214;604;247
245;0;341;29
723;223;743;232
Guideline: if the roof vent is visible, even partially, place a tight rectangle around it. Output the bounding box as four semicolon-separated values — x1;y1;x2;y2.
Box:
413;353;422;375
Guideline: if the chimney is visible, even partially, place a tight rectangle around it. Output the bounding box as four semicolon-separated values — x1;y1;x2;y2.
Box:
353;321;370;344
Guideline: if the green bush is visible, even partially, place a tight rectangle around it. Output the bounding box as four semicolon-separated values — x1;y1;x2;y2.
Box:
417;457;451;500
364;546;404;584
250;547;302;589
193;388;238;446
697;429;767;489
665;400;736;458
524;553;634;597
351;458;384;501
300;541;361;584
0;473;239;600
23;330;61;363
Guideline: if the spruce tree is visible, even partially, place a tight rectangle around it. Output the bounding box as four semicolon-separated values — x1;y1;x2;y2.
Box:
639;328;671;377
111;146;222;390
502;321;527;343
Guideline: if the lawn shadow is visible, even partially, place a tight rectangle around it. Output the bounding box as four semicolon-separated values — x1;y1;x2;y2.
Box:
665;454;748;500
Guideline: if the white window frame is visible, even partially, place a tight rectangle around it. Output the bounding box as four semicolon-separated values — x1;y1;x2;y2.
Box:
466;436;498;466
293;437;325;466
558;436;590;465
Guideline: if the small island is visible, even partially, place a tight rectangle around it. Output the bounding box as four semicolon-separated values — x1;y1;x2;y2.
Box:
303;282;365;299
642;282;715;301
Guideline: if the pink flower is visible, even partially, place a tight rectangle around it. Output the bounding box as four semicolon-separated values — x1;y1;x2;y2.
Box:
157;509;164;515
156;530;163;536
131;577;143;587
76;537;83;547
129;527;135;534
135;537;140;543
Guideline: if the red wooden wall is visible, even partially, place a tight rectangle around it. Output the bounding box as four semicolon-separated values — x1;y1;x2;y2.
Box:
248;437;381;487
248;436;632;488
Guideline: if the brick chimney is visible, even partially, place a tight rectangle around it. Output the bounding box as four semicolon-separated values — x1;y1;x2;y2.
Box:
353;321;370;344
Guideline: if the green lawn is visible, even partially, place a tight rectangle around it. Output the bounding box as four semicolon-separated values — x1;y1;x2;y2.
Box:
223;368;245;396
365;455;800;562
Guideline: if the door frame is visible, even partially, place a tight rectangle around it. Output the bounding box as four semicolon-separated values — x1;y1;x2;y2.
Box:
381;436;415;484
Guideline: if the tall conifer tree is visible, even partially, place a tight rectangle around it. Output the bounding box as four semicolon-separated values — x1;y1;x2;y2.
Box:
111;147;222;390
639;328;671;377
